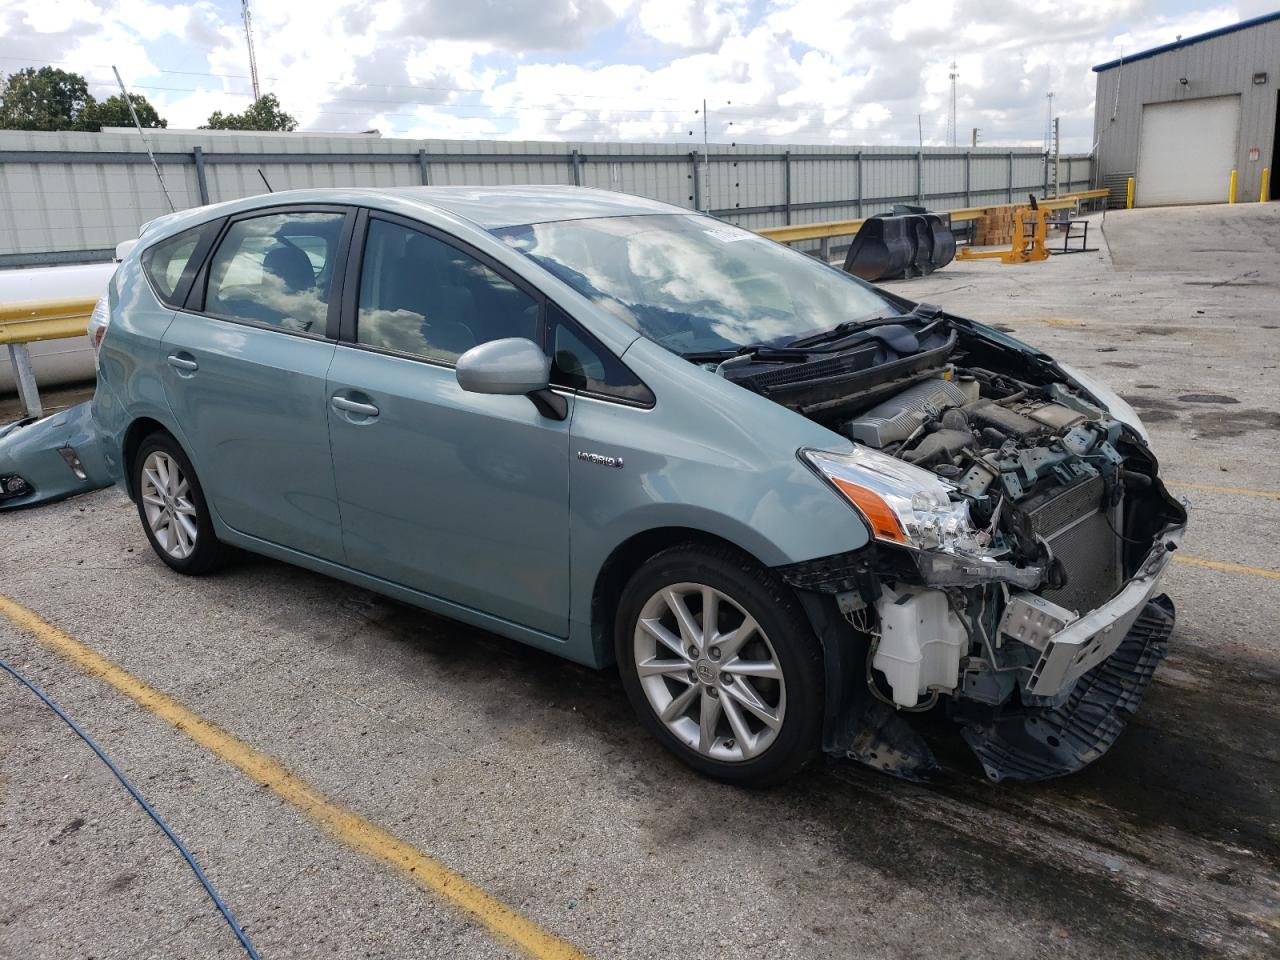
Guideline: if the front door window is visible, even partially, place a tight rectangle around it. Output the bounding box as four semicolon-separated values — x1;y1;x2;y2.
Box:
356;218;538;362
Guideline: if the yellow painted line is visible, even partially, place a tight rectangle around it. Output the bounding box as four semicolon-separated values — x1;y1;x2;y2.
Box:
1174;556;1280;581
1166;481;1280;502
0;593;588;960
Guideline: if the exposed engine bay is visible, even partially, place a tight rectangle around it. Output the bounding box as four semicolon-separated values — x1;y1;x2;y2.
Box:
714;305;1189;782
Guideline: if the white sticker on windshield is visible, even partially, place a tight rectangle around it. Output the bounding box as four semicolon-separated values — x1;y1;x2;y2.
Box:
702;224;756;243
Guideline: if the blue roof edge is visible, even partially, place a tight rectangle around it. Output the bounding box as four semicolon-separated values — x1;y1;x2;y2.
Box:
1093;9;1280;73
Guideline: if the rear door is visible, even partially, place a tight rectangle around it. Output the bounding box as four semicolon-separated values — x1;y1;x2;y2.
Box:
160;205;354;561
325;211;572;636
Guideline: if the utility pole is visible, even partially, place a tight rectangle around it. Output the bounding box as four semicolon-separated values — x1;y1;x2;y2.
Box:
948;60;958;147
242;0;261;101
701;97;709;213
917;113;923;149
971;127;980;147
1053;116;1061;197
1044;91;1055;154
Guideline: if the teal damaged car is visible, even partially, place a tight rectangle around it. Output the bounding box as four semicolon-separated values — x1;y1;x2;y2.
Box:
1;187;1187;785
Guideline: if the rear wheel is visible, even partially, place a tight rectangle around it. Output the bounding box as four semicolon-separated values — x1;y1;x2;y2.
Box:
132;433;227;575
615;543;824;786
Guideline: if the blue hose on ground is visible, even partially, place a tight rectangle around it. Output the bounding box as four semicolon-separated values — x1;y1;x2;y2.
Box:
0;656;261;959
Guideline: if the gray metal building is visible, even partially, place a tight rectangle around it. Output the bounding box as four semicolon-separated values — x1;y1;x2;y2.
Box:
1093;10;1280;206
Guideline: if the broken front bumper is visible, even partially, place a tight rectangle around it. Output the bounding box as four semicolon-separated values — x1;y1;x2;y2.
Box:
1023;522;1185;697
962;594;1175;782
960;523;1186;782
0;401;115;509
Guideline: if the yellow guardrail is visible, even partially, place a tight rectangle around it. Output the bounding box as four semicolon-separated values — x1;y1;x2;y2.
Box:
757;189;1111;245
2;296;98;420
0;297;97;346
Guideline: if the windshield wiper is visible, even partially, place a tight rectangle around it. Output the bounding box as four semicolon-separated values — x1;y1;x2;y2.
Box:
681;343;812;363
785;303;943;350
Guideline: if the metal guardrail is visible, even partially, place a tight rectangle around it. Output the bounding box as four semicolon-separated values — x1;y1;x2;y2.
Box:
0;298;96;344
758;189;1111;249
1;297;96;420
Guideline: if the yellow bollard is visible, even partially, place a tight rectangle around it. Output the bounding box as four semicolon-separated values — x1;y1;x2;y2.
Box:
1125;176;1134;209
1229;169;1237;203
1262;167;1271;203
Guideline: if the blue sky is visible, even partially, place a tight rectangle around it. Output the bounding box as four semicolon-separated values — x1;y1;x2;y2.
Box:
1;1;1274;150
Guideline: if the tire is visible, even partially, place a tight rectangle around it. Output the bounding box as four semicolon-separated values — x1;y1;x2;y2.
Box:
615;542;824;786
132;432;228;575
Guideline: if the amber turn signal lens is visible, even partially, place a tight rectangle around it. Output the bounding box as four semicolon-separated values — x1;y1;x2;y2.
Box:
830;477;908;543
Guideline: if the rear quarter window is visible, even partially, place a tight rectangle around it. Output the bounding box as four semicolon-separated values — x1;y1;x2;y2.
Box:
141;221;220;308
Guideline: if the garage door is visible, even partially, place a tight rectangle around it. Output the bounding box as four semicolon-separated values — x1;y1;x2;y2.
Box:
1136;96;1241;206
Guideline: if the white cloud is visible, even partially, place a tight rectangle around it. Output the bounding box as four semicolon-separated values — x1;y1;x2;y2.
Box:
1;0;1266;151
635;0;746;50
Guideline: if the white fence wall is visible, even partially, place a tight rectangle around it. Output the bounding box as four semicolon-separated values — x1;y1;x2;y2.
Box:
0;129;1092;267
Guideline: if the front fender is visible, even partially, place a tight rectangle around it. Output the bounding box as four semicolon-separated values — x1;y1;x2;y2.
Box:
563;338;874;664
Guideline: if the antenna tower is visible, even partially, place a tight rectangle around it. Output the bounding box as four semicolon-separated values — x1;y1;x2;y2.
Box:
242;0;261;101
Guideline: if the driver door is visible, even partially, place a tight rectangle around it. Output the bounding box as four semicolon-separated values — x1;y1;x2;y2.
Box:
325;212;572;636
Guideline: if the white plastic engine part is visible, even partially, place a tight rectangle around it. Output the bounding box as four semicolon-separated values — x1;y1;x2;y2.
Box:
873;586;967;707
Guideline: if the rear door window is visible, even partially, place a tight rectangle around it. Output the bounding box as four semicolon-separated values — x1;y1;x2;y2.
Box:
141;221;220;308
203;211;346;335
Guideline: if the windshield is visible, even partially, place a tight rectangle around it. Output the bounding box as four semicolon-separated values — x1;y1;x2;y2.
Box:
492;214;896;355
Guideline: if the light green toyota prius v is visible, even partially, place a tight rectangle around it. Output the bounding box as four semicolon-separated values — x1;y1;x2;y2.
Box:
0;186;1187;786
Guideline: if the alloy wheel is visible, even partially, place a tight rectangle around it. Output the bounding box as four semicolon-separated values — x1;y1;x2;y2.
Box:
633;582;786;762
140;451;199;560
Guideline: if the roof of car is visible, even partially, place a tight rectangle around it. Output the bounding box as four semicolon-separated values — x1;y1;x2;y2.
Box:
135;185;694;249
357;185;685;228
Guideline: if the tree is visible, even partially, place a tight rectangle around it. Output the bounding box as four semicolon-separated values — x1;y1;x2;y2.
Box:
0;67;97;131
84;93;167;130
203;93;297;132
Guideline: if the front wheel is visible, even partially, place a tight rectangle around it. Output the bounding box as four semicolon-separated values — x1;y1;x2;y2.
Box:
615;544;824;786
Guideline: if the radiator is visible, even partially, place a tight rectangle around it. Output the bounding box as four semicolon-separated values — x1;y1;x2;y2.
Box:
1011;475;1124;615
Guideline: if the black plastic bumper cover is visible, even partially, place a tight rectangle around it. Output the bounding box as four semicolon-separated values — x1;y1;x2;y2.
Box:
961;594;1175;783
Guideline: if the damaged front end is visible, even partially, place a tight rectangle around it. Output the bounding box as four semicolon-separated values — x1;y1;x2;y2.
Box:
0;402;116;510
753;310;1188;782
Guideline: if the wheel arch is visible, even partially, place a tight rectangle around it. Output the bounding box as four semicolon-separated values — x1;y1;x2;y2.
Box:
591;526;880;760
589;526;778;669
121;417;178;501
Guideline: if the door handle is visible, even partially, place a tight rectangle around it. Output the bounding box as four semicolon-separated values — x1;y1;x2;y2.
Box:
167;354;198;372
331;395;380;418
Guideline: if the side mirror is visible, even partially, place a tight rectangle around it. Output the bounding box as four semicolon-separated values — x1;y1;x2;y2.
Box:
455;337;567;420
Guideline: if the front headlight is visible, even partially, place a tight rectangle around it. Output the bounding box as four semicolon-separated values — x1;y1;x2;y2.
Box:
800;446;978;551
